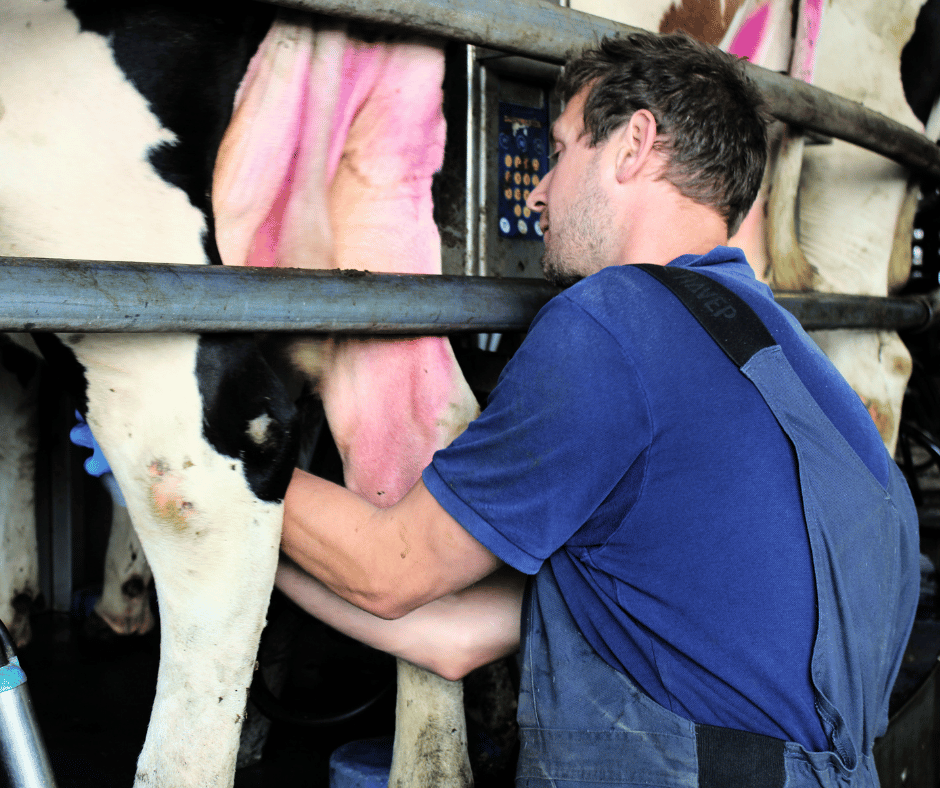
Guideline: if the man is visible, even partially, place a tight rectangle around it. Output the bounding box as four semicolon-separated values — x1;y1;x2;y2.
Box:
278;31;919;787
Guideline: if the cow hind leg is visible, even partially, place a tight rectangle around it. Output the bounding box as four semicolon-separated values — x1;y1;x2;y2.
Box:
390;660;472;788
68;332;297;788
93;489;155;637
0;335;42;648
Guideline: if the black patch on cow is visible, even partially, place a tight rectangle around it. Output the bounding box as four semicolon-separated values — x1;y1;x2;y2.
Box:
64;0;274;265
30;334;89;416
902;0;940;128
196;334;299;502
0;336;42;390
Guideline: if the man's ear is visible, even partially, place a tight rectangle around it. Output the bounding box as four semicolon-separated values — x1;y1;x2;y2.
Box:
612;109;658;183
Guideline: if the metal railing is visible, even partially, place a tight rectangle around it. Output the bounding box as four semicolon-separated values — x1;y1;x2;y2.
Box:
1;257;937;334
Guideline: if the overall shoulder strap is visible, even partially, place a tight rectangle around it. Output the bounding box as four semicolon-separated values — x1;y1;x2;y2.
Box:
634;264;776;368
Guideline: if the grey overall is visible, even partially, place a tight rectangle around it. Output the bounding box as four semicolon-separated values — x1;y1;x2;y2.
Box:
515;266;920;788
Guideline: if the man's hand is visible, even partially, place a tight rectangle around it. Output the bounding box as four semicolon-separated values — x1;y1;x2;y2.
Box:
276;557;525;681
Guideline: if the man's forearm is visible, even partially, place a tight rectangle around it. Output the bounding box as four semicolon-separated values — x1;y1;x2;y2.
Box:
276;557;526;681
281;468;503;618
281;468;388;612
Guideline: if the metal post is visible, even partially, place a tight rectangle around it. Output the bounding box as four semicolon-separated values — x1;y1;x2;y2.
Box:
464;44;478;279
476;62;489;278
0;621;58;788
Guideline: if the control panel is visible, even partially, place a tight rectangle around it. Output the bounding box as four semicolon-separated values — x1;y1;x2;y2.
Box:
497;100;550;241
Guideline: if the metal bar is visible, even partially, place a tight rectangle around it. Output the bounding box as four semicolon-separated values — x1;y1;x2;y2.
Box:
0;257;937;334
476;61;489;277
268;0;940;179
774;291;936;331
464;44;478;278
33;383;83;614
0;257;558;334
48;394;80;614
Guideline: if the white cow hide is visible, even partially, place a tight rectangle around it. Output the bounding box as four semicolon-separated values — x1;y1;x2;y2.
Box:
786;0;924;452
0;1;930;786
0;335;41;647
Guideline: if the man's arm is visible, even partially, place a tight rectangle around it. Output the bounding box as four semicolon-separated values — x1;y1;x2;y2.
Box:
276;557;525;681
281;468;503;619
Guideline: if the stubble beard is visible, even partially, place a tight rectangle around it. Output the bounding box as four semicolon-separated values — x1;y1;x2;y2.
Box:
539;183;613;289
541;243;586;288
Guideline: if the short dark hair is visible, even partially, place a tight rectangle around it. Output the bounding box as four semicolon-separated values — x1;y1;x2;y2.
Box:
559;31;769;236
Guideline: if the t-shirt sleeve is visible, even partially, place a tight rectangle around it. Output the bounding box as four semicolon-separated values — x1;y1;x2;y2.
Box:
423;294;652;574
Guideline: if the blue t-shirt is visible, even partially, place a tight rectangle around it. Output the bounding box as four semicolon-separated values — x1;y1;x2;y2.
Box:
424;247;890;753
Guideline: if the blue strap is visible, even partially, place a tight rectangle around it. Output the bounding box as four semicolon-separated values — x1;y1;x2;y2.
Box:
634;264;776;367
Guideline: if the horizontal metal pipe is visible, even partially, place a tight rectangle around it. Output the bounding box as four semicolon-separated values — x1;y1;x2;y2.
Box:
0;257;558;334
268;0;940;179
0;257;936;334
774;291;933;331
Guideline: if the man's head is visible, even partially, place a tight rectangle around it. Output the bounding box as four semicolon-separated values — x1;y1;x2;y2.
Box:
557;31;769;238
531;86;617;288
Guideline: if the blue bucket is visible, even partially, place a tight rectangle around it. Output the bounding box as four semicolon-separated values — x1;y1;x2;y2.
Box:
329;736;393;788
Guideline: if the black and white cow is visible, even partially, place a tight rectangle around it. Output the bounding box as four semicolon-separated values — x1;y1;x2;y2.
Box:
0;1;478;785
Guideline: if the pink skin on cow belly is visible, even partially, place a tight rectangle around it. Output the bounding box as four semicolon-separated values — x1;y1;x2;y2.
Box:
213;21;475;508
214;24;446;273
319;39;473;504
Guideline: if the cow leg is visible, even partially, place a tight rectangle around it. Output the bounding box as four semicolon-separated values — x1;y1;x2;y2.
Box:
290;336;476;788
888;93;940;292
788;0;925;451
216;20;479;783
320;39;478;788
390;660;472;788
808;330;912;453
320;343;476;788
0;335;42;648
766;127;819;290
93;489;155;636
68;332;297;788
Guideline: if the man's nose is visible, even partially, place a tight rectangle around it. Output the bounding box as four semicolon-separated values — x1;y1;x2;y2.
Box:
526;169;550;213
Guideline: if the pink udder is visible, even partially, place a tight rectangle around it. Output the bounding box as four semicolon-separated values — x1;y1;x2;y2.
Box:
213;19;474;505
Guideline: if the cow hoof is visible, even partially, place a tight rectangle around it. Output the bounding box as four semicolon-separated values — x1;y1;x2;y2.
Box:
7;592;36;648
82;609;156;643
82;611;123;643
